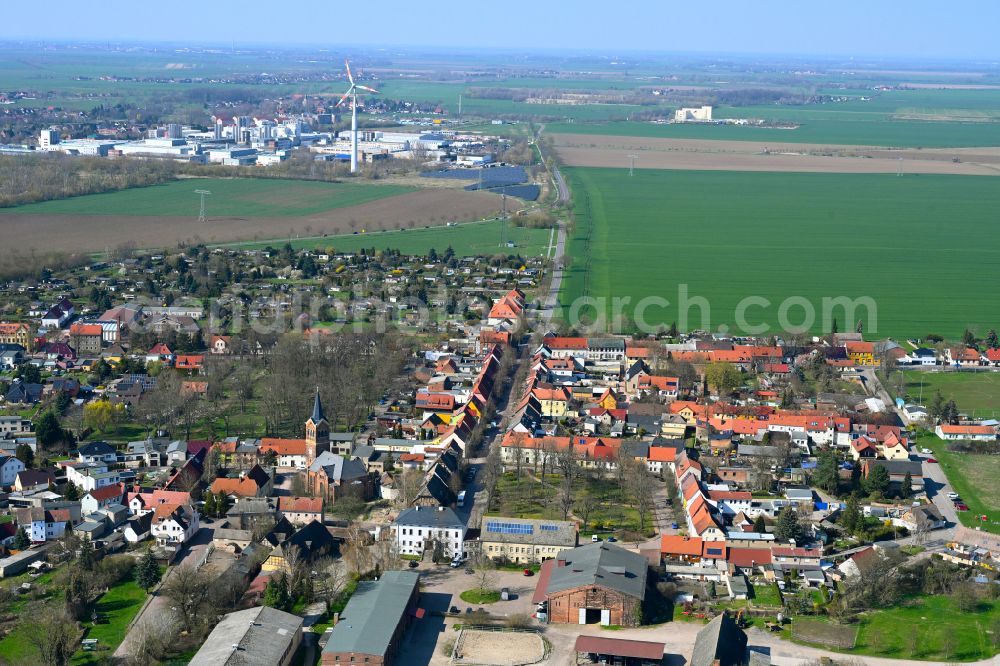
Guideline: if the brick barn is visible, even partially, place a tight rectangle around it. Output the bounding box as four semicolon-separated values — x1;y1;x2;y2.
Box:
533;542;649;627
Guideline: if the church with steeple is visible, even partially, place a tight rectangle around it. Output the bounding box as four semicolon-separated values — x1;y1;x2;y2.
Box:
305;388;330;464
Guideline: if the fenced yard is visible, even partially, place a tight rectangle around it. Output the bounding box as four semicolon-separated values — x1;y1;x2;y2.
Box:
791;619;859;649
452;628;546;666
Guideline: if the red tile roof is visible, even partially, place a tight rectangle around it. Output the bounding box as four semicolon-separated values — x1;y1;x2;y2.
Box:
260;438;307;456
660;535;703;556
727;547;773;567
574;636;665;660
86;482;124;502
277;496;323;514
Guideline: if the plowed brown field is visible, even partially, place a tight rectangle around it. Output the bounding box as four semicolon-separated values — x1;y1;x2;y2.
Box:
0;189;504;256
552;133;1000;175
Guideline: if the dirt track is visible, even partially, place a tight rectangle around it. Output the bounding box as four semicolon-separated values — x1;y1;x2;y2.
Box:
0;189;503;256
551;133;1000;176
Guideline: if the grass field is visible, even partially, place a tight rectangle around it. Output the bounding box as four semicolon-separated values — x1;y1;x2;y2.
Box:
71;576;148;665
217;219;555;257
919;432;1000;533
560;167;1000;340
852;594;1000;661
903;371;1000;418
0;178;415;218
547;117;1000;148
490;472;650;538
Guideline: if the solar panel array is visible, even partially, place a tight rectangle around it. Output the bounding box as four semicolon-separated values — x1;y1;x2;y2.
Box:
539;524;560;532
486;520;533;535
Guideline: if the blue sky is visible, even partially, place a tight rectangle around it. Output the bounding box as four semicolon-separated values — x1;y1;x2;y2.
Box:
2;0;998;61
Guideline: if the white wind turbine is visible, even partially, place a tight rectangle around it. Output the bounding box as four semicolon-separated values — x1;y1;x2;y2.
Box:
336;59;379;174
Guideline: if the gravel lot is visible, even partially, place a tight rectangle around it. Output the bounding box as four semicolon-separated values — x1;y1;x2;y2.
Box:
454;629;545;665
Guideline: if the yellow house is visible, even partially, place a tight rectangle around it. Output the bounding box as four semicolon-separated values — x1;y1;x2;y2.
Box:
660;415;689;438
845;341;879;366
533;386;571;418
481;516;577;564
0;322;32;351
597;389;618;410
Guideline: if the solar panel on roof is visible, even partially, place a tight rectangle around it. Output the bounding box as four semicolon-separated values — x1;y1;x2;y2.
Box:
485;521;534;535
540;524;559;532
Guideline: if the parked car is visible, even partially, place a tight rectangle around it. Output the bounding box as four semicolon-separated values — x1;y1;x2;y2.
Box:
450;559;462;568
927;458;938;463
955;503;970;511
947;492;960;500
408;560;419;568
607;536;618;542
591;535;602;542
523;569;533;577
921;448;932;454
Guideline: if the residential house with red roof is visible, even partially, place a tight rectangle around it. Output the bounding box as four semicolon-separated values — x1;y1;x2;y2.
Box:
175;354;205;372
277;496;324;525
260;438;309;468
845;341;878;366
211;465;272;498
69;323;104;355
935;424;997;441
81;482;125;514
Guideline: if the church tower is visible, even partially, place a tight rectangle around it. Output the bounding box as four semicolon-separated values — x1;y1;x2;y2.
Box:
305;388;330;463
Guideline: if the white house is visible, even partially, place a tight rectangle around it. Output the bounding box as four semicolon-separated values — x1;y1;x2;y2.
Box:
64;461;120;492
14;506;79;543
0;455;26;487
77;441;118;465
123;513;153;544
151;504;199;548
391;506;466;560
935;424;997;441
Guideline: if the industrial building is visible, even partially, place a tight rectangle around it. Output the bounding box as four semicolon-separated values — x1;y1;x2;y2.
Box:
321;570;421;666
189;606;304;666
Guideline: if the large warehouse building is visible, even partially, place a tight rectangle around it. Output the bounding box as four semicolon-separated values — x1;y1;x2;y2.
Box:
533;542;649;627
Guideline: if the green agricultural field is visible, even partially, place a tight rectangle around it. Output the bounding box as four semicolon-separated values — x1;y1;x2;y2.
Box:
0;178;415;218
560;167;1000;340
547;117;1000;147
903;371;1000;418
215;219;554;257
919;433;1000;534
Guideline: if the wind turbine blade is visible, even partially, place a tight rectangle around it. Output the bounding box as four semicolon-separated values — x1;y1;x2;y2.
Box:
345;59;355;85
335;87;353;107
356;85;380;94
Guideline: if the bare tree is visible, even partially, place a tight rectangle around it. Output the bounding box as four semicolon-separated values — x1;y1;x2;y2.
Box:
161;564;213;633
22;607;78;666
399;469;424;507
313;557;347;611
474;558;498;594
574;494;598;531
623;457;655;535
372;538;403;574
341;523;374;577
123;611;180;666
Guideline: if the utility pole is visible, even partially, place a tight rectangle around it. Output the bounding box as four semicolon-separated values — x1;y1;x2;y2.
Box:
195;189;212;222
459;94;463;118
897;157;903;177
628;154;638;177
